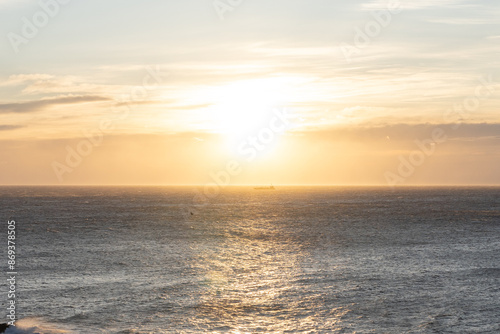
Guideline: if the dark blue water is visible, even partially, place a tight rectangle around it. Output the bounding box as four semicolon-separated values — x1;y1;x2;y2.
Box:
1;186;499;333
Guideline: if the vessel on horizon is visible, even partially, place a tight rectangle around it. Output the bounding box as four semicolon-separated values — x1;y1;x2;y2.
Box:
254;184;275;190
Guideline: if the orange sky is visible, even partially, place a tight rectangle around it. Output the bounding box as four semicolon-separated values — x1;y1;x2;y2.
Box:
1;0;499;185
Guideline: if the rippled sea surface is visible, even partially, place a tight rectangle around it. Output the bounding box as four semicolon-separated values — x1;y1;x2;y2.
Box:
0;186;499;333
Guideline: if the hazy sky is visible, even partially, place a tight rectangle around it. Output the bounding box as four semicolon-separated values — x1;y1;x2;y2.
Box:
1;0;499;185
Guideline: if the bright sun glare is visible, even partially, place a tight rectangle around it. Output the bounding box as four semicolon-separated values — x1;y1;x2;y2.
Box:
208;79;294;157
209;79;289;137
187;78;298;158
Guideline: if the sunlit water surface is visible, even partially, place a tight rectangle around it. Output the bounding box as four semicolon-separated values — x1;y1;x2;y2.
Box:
0;186;499;333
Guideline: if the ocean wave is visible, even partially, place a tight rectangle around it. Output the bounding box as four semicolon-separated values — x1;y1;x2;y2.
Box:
5;318;74;334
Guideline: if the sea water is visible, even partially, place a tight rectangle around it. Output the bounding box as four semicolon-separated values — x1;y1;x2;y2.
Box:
0;186;499;333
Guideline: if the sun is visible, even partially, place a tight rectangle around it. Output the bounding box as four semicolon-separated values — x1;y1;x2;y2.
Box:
208;79;288;136
213;80;280;134
184;77;297;159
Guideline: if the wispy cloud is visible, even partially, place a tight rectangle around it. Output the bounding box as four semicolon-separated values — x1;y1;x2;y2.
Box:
0;124;25;131
0;95;111;114
297;123;500;146
0;74;55;87
250;46;338;57
0;74;129;97
426;18;498;25
360;0;467;10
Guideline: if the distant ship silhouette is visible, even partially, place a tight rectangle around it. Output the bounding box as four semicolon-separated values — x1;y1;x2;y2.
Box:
254;184;275;190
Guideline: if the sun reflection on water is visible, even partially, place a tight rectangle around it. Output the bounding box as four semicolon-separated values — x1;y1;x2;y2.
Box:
187;215;347;333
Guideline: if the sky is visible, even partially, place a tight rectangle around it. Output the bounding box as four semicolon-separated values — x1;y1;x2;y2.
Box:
0;0;499;185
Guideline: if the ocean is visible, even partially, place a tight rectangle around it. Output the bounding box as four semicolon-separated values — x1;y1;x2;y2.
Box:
0;186;499;333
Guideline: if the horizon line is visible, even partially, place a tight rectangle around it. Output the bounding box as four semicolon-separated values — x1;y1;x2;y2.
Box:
1;184;500;187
